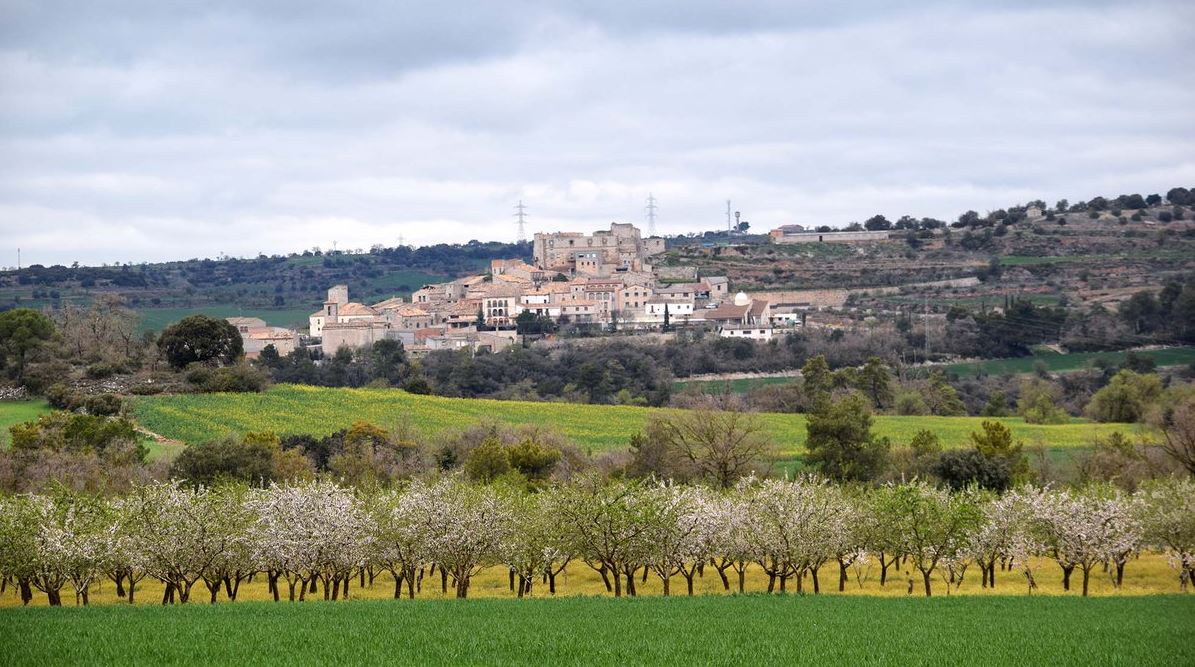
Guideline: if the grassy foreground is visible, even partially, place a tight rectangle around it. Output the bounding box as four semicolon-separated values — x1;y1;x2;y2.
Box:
2;595;1191;666
132;385;1139;455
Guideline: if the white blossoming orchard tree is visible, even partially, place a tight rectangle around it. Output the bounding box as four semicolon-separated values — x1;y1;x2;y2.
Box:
550;477;657;598
0;495;40;605
1038;488;1141;596
419;477;507;599
371;486;434;600
496;487;571;598
248;481;372;602
1136;478;1195;591
124;483;233;604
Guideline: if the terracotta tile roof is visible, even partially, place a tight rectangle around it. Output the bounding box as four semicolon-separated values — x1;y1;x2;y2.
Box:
704;303;750;321
372;296;406;310
484;283;524;298
338;302;379;317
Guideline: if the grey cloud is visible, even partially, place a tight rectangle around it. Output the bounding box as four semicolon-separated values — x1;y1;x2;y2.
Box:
1;0;1193;266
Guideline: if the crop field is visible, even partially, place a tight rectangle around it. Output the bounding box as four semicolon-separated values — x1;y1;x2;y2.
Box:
132;385;1138;457
1;595;1190;665
0;400;50;447
941;346;1195;378
676;347;1195;395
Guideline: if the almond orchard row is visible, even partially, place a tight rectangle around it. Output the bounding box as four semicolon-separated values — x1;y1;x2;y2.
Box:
1;476;1192;606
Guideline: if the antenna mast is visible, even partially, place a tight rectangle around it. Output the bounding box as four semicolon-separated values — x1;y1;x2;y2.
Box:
645;193;658;236
514;200;528;243
726;200;733;232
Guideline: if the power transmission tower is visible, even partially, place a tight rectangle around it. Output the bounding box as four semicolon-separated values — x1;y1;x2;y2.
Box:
645;193;658;236
514;200;528;243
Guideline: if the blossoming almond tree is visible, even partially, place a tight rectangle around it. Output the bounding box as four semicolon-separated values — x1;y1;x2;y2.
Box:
125;482;233;604
1136;478;1195;591
1038;488;1141;596
419;477;508;599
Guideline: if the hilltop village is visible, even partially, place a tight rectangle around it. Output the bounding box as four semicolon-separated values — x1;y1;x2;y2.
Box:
227;222;802;357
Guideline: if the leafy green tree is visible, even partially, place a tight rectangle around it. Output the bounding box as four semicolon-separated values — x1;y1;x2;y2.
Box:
909;429;942;457
856;356;894;409
932;449;1011;492
1085;370;1164;423
805;393;890;481
507;438;562;483
168;432;299;485
981;391;1009;417
969;420;1029;481
802;355;833;401
157;315;243;370
1017;378;1067;424
464;438;513;483
0;308;55;381
923;371;966;416
874;482;981;596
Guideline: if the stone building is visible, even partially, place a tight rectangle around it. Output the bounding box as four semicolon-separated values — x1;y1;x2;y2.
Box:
769;228;892;244
532;222;665;274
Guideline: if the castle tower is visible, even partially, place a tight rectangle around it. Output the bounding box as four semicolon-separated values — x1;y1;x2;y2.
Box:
327;284;349;305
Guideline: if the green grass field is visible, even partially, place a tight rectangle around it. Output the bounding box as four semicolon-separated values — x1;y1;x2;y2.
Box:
676;347;1195;394
133;385;1138;456
1;595;1190;665
0;400;50;447
137;305;316;332
941;346;1195;378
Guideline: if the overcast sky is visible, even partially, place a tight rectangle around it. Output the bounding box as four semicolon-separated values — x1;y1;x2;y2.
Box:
2;1;1193;267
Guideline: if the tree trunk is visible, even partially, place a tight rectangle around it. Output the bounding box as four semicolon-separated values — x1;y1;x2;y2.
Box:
661;575;670;597
207;580;219;604
509;568;516;592
717;566;730;591
407;570;417;599
598;565;612;593
737;567;746;594
114;572;126;598
1115;561;1125;588
549;570;557;595
19;578;33;606
394;573;403;599
47;587;62;607
685;573;695;596
288;580;297;602
838;558;848;592
923;571;933;597
342;576;350;599
128;579;136;605
612;566;622;598
1082;567;1090;597
879;553;890;587
440;568;448;594
811;566;821;594
162;582;175;605
1061;564;1074;591
625;568;637;597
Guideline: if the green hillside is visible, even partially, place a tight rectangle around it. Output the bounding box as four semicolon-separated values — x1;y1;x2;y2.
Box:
133;385;1139;455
